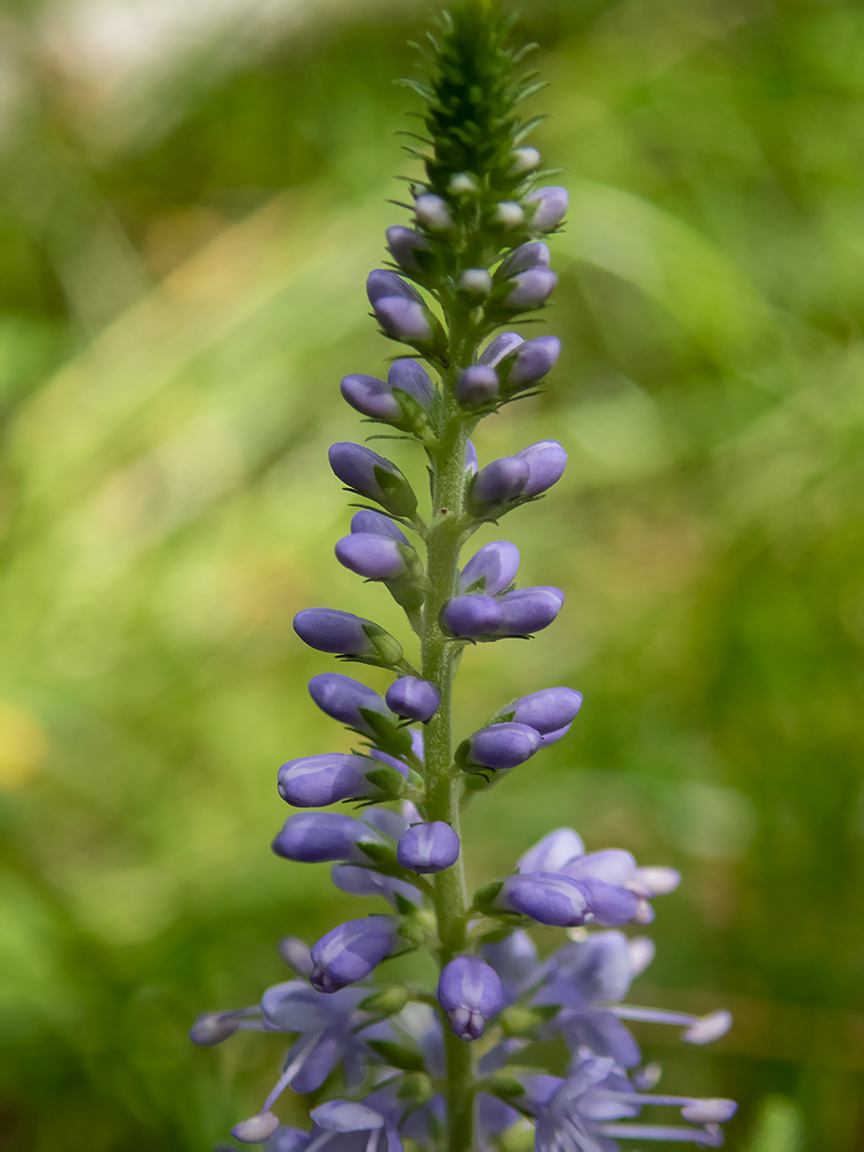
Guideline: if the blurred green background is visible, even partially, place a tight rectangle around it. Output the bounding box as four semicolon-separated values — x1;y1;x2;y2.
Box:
1;0;862;1147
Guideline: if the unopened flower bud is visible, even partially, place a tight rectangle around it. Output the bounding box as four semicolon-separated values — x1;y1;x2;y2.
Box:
388;358;434;408
415;193;453;231
467;722;541;770
499;872;590;926
386;676;441;722
480;331;525;367
455;365;499;409
398;821;460;873
505;269;558;309
335;533;411;580
449;172;478;196
509;687;583;734
505;336;561;389
509;146;542;175
309;916;398;992
367;269;422;305
495;201;525;228
293;608;403;664
271;812;375;863
189;1012;239;1046
438;956;503;1040
232;1112;280;1144
340;373;403;422
441;593;504;638
329;442;417;517
470;455;530;507
498;242;550;278
277;753;388;808
308;671;389;732
386;225;430;275
496;586;565;636
350;510;409;543
458;268;493;297
525;186;569;231
514;439;567;495
374;296;435;344
460;540;520;595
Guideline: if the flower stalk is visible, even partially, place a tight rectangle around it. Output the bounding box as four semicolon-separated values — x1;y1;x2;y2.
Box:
191;6;737;1152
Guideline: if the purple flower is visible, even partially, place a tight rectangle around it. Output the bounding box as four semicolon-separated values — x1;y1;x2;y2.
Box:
455;365;500;408
335;533;411;580
517;828;585;873
271;813;380;864
308;672;393;735
397;821;460;873
459;540;520;595
499;872;591;926
232;1112;281;1144
340;374;404;422
386;225;430;274
350;510;409;543
331;864;423;908
308;1099;404;1152
259;981;375;1093
437;956;503;1040
294;608;403;667
467;722;541;770
470;455;530;506
415;193;453;230
376;298;437;346
525;186;569;232
505;336;562;389
277;753;390;808
367;269;423;305
514;440;568;495
495;586;564;636
385;676;441;722
388;358;435;407
310;916;399;992
506;687;583;734
504;269;558;309
329;443;417;518
498;241;550;277
441;593;504;638
480;331;525;368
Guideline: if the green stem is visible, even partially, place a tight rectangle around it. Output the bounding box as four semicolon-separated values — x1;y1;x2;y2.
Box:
421;381;474;1152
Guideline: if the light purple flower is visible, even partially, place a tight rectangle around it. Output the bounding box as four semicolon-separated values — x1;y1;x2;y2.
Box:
495;586;564;636
308;672;393;735
441;593;504;638
386;225;430;275
340;374;405;422
455;365;500;408
331;864;423;908
507;687;583;734
367;269;423;305
277;753;388;808
310;917;399;992
506;336;562;389
460;540;520;595
525;186;569;231
329;442;417;517
437;956;504;1040
375;297;435;344
386;676;441;722
504;269;558;309
498;241;550;277
515;439;568;495
271;812;380;864
479;331;525;368
467;722;541;770
335;533;411;581
350;509;410;543
397;821;460;873
471;455;530;506
388;358;435;407
499;872;591;926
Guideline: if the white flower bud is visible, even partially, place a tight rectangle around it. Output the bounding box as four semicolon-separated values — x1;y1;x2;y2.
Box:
415;193;453;231
510;146;541;175
458;268;493;297
494;201;525;229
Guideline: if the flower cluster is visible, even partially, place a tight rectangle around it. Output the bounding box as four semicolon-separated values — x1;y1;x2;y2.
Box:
192;5;735;1150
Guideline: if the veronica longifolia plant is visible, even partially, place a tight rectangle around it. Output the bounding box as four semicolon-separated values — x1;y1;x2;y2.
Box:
192;5;736;1150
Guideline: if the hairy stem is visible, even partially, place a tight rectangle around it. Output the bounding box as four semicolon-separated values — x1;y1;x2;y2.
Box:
422;380;473;1152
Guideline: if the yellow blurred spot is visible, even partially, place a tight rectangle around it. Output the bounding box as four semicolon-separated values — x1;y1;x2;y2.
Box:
0;703;50;788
